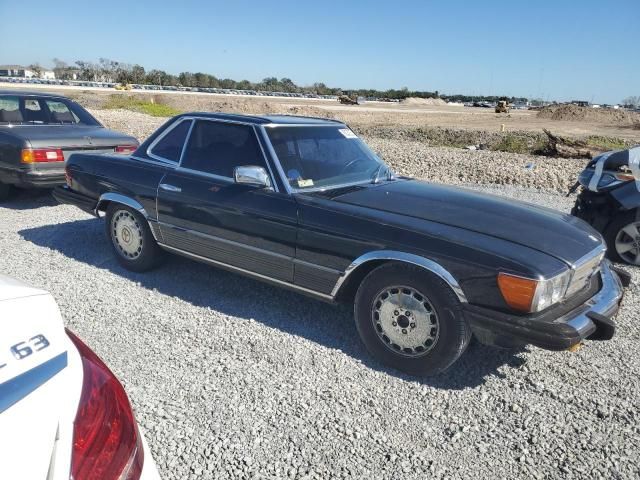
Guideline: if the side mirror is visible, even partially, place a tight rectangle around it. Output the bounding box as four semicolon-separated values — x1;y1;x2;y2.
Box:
234;165;273;190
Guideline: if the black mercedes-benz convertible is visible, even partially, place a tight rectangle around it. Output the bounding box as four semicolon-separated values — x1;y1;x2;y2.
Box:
54;113;629;375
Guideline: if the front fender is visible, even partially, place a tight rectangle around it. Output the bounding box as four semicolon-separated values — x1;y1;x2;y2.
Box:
611;181;640;211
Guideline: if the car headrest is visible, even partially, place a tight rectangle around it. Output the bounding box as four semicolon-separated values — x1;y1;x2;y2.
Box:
0;109;24;123
51;111;75;123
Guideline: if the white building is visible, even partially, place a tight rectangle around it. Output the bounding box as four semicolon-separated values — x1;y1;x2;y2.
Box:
0;65;35;78
0;65;56;79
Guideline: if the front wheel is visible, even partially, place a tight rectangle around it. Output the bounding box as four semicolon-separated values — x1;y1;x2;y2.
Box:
105;204;165;272
605;211;640;266
354;262;471;376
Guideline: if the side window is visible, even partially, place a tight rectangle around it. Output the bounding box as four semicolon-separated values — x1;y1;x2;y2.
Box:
149;120;192;162
0;96;21;123
24;98;42;111
45;100;79;124
181;120;266;178
23;98;47;123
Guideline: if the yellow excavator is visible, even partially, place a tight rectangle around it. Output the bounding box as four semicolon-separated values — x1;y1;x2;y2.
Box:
338;94;359;105
495;100;510;113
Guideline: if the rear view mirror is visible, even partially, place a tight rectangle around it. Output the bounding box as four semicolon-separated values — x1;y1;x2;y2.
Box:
234;165;273;190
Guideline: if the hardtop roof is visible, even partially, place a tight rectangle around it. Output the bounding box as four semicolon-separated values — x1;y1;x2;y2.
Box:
177;111;344;126
0;89;70;99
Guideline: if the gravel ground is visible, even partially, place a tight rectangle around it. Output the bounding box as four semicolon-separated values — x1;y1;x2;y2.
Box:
1;184;638;480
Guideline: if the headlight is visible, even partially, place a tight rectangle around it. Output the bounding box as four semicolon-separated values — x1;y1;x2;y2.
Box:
598;173;617;188
498;270;572;313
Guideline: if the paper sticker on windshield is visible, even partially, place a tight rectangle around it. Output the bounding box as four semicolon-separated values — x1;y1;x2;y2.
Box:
297;179;314;188
339;128;358;139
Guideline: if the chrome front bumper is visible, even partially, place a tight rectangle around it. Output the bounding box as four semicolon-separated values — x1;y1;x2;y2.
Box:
560;260;624;340
465;260;627;350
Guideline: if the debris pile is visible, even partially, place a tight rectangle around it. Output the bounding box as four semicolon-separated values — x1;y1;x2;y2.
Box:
537;104;640;125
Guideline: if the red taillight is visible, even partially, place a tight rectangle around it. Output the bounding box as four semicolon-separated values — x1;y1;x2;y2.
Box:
21;148;65;163
114;145;137;154
66;330;144;480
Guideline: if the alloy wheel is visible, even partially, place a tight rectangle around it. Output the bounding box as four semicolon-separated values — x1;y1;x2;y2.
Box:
371;286;440;357
111;210;143;260
615;221;640;266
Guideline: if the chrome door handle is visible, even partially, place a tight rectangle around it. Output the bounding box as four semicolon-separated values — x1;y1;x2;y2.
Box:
159;183;181;193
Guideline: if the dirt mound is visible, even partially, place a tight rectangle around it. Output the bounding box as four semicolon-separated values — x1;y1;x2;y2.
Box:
401;97;447;106
537;104;640;125
158;94;332;118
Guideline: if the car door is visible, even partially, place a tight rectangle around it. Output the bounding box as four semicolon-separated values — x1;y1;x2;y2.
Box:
157;118;298;282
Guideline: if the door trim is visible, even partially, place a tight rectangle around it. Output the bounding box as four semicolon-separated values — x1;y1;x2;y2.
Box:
158;221;294;261
157;242;335;302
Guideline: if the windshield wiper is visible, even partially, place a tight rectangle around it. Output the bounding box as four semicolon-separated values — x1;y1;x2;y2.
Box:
371;164;395;184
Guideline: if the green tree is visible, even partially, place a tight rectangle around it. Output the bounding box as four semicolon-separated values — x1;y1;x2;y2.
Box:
193;72;209;88
622;96;640;108
28;63;43;78
280;77;297;92
219;78;236;89
130;65;146;84
145;69;166;85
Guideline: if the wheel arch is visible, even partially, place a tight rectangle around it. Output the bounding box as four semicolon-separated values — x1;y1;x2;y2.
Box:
331;251;468;304
96;193;160;242
96;192;148;217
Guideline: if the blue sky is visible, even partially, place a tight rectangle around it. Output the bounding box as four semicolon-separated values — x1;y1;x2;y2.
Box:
1;0;637;103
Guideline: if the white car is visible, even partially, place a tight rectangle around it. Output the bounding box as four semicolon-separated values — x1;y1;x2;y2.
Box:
0;275;160;480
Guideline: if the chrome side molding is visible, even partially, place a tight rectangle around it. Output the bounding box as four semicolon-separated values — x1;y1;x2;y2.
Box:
158;242;335;302
330;250;468;303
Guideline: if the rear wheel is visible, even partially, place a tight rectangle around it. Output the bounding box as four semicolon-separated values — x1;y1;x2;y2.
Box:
105;204;165;272
354;262;471;376
605;211;640;266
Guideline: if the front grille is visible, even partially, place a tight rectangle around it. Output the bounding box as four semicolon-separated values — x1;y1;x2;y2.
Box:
566;246;606;297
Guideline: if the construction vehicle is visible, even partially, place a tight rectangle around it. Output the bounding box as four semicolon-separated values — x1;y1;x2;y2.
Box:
114;83;132;91
338;94;359;105
495;100;510;113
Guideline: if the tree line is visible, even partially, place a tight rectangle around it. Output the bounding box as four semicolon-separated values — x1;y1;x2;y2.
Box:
26;58;638;105
622;96;640;108
32;57;615;104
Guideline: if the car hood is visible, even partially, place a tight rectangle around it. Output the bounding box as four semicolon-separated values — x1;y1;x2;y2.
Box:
330;180;603;265
5;125;138;149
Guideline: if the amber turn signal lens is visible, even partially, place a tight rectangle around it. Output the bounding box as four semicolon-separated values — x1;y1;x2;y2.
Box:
497;273;537;312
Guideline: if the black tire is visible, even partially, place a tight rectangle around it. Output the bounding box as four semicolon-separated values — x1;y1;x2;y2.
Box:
354;262;471;376
105;203;165;272
0;182;12;202
604;210;640;266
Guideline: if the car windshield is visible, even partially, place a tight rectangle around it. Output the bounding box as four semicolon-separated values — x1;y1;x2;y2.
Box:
266;125;390;190
0;95;101;126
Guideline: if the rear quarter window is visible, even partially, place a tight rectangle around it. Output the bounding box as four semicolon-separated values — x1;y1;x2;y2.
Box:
45;100;79;124
149;120;192;162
